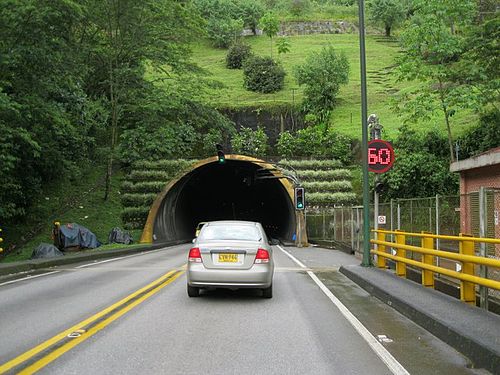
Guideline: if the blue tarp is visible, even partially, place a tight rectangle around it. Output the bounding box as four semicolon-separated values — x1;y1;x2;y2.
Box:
59;223;101;250
31;243;64;259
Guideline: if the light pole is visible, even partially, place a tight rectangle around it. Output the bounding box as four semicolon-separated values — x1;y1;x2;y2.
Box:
358;0;371;267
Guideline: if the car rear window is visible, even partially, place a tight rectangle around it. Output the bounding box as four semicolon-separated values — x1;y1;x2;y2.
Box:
199;225;261;241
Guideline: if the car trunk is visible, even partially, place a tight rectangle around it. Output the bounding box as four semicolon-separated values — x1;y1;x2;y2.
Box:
199;241;261;270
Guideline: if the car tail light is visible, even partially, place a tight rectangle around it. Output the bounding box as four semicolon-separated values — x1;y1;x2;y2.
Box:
188;247;202;263
254;248;269;264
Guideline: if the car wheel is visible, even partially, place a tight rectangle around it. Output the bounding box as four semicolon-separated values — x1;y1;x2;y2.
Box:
262;284;272;299
187;285;200;297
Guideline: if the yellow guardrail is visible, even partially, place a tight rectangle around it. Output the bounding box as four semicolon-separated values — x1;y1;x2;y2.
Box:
370;229;500;305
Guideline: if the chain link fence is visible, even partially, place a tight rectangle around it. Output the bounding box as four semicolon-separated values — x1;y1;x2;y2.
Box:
306;190;500;305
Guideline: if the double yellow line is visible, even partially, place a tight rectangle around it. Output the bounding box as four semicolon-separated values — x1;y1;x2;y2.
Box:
0;268;185;374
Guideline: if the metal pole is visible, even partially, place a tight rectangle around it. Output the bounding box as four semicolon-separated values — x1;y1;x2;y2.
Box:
397;202;401;230
359;0;371;266
435;194;440;268
351;208;355;251
479;187;488;309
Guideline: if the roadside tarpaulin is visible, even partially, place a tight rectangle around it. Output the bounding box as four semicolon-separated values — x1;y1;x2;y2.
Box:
108;227;133;245
31;243;64;259
59;223;101;250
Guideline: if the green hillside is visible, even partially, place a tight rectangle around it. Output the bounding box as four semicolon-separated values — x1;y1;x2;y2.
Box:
152;34;476;140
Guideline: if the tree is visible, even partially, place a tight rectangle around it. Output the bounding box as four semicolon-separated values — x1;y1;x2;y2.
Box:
237;0;265;35
260;12;280;58
0;0;96;221
231;127;269;157
394;0;478;162
367;0;406;37
295;46;349;127
85;0;203;199
276;37;291;61
243;56;285;93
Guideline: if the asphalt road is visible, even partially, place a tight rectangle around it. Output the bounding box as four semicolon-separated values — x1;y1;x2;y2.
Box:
0;245;489;375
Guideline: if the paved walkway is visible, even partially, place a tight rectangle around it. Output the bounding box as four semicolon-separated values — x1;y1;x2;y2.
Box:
340;263;500;375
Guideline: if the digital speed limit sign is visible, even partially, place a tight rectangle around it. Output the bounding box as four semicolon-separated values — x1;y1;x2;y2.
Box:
367;140;395;173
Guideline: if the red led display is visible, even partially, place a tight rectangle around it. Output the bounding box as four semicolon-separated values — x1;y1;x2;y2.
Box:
367;140;394;173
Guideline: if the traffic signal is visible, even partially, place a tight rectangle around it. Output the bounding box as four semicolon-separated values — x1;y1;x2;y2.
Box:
294;187;305;210
216;144;225;164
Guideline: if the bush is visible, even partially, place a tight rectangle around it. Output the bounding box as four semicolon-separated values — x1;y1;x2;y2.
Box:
276;127;354;164
243;56;285;93
302;181;352;193
279;159;343;170
121;207;150;226
226;42;253;69
231;126;269;157
128;170;174;183
121;181;166;194
296;169;351;181
132;160;197;173
307;192;357;205
121;193;159;207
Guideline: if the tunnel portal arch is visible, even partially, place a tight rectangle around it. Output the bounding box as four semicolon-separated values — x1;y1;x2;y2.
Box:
140;155;300;243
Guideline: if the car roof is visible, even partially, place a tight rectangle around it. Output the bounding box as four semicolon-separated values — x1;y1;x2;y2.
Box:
205;220;259;227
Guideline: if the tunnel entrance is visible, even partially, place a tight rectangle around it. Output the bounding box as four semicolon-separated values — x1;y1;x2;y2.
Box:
143;157;296;243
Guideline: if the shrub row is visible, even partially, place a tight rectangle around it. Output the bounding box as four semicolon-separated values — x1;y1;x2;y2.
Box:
132;159;197;173
128;170;174;183
121;206;150;224
297;169;351;181
121;193;158;208
302;181;352;193
121;181;166;195
279;159;343;171
306;192;358;205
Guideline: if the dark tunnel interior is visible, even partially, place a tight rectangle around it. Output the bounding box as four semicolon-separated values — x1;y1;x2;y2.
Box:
153;160;296;242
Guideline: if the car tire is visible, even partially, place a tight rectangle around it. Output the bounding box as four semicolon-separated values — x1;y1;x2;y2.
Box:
262;284;272;299
187;285;200;297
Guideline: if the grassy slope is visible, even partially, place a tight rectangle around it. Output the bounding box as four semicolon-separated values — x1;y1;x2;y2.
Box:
2;169;142;262
182;33;476;140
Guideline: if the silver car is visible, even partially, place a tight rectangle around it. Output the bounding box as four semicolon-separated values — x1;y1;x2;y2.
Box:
187;220;274;298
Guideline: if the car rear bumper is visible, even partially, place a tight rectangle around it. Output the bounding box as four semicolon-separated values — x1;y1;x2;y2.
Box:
187;263;273;288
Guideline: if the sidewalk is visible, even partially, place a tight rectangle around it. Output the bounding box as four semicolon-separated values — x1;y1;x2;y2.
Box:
340;264;500;375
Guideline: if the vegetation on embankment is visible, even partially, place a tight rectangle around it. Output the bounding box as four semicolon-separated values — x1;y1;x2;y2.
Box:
2;169;141;263
170;34;477;140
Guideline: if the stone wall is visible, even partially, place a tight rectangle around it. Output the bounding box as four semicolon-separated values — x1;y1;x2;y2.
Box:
278;21;357;36
242;21;357;37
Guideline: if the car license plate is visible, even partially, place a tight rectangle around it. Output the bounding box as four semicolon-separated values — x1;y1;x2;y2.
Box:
218;253;238;263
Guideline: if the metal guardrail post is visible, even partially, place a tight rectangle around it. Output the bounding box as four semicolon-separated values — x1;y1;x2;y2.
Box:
459;233;476;306
421;232;435;288
376;231;386;268
395;230;407;277
479;187;489;310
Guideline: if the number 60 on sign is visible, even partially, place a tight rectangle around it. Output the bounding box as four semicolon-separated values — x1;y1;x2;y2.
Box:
367;140;395;173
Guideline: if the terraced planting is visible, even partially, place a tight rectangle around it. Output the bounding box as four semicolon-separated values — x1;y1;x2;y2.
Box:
121;158;357;230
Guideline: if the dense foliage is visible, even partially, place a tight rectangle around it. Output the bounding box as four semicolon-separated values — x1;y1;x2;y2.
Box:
367;0;406;36
276;127;354;165
226;42;253;69
457;110;500;159
231;127;269;158
394;0;499;162
243;56;285;93
0;0;228;223
295;46;349;126
379;126;458;199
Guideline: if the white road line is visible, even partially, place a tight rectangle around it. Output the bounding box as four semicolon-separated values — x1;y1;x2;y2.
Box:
0;246;182;286
0;271;61;287
74;247;174;269
277;245;410;375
